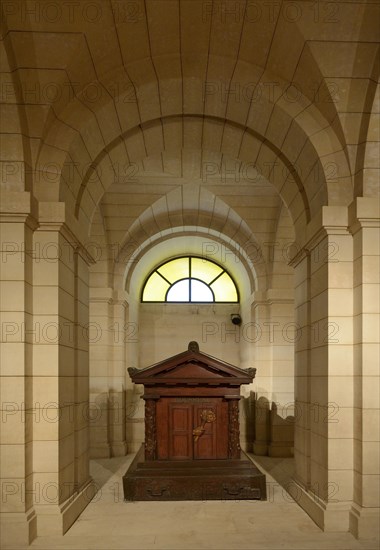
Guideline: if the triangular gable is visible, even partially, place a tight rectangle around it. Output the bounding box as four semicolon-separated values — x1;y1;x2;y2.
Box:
128;342;256;386
159;362;229;378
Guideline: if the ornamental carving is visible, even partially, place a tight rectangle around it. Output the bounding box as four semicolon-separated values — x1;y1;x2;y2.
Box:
144;399;157;460
228;400;241;459
188;341;200;352
192;409;216;442
127;367;139;377
246;367;257;378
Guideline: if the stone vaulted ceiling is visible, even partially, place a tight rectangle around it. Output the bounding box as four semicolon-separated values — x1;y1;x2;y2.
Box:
1;0;379;259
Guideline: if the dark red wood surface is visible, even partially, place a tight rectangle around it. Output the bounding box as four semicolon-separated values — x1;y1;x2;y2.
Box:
123;344;265;501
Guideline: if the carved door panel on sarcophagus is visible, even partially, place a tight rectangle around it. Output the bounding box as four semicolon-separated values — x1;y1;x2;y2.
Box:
156;398;229;460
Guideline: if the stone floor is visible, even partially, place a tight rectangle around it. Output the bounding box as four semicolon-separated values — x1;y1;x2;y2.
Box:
6;454;380;550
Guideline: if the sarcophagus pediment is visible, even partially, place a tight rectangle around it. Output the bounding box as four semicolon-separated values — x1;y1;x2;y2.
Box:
128;342;256;387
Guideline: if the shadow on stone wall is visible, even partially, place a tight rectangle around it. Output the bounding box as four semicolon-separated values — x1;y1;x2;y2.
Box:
242;392;294;458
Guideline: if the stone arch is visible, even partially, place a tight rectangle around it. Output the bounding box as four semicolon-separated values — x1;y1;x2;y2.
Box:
32;66;353;238
126;232;255;304
74;114;311;228
353;58;380;198
0;22;34;193
111;187;268;293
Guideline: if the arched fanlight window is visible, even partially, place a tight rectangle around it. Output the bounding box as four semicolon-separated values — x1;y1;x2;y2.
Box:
141;256;239;303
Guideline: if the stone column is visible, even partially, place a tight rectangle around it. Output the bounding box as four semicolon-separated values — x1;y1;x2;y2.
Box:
290;248;311;490
88;288;113;458
125;297;144;453
75;249;92;501
349;198;380;539
251;294;271;455
267;291;295;458
251;290;295;457
89;288;128;458
32;202;96;535
239;298;255;452
109;290;128;456
290;206;355;532
0;192;37;546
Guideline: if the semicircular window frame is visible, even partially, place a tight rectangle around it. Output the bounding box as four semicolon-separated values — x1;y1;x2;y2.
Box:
141;256;239;303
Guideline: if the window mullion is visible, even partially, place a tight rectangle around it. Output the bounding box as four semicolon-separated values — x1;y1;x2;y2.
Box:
156;270;172;285
142;257;238;303
209;270;225;286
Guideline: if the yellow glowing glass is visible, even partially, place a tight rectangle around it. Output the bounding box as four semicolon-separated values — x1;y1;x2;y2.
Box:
210;272;238;302
142;271;170;301
157;258;189;283
191;257;223;283
142;257;238;303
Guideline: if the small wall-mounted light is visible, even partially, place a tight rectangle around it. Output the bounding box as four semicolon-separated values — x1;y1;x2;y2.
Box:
230;313;242;326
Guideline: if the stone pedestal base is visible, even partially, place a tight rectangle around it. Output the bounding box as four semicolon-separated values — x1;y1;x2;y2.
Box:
111;441;128;457
90;443;111;458
268;441;294;457
287;478;351;532
35;479;97;536
253;440;268;455
0;510;37;547
350;504;380;540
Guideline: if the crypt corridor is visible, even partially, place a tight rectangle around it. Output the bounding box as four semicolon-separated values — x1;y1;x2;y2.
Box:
0;0;379;547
